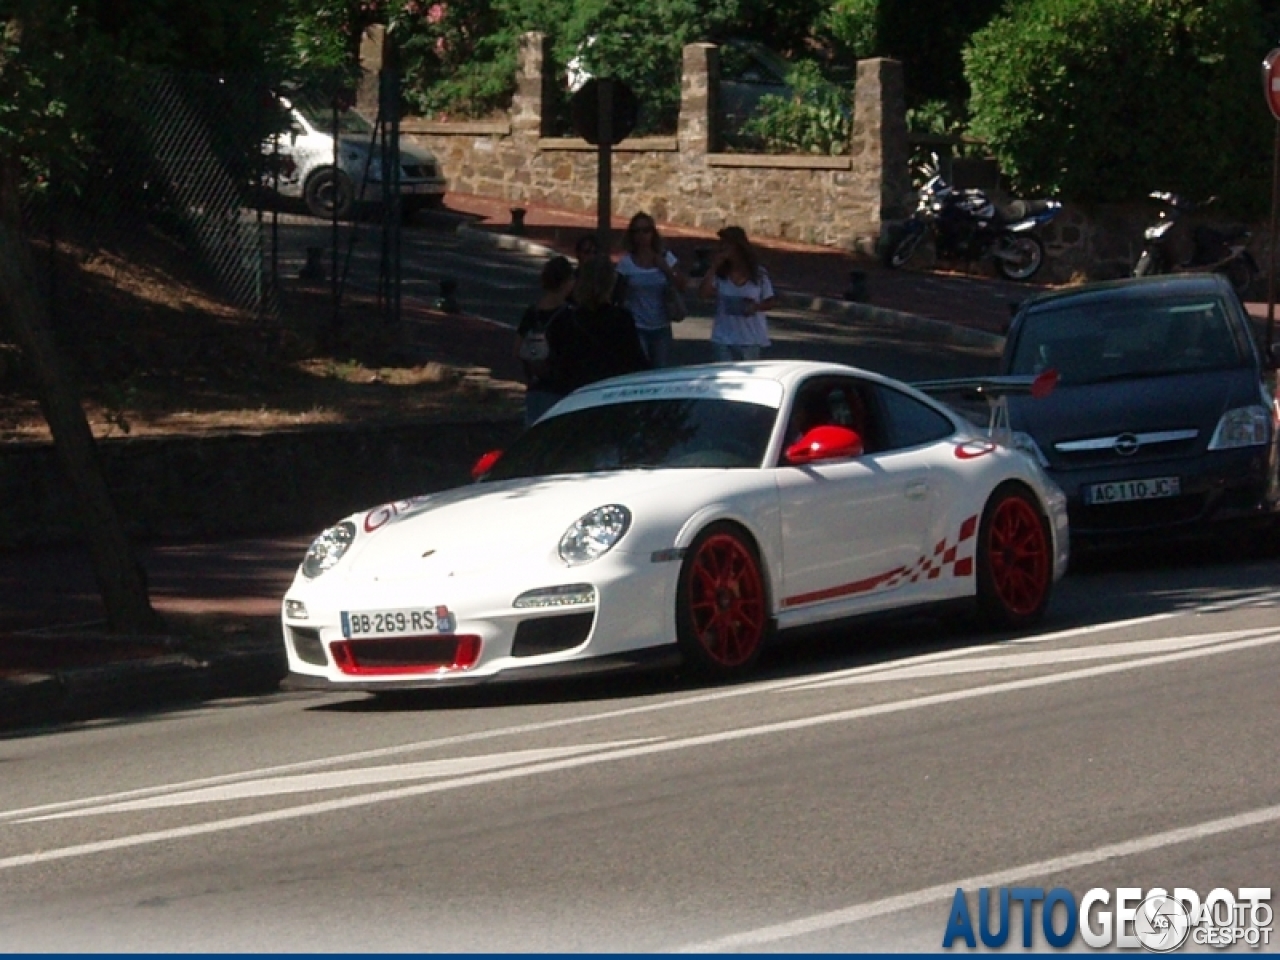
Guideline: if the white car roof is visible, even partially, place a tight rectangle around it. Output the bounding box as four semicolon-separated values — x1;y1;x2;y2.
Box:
550;360;906;416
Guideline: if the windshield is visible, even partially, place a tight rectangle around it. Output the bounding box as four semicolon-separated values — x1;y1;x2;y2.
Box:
1008;295;1247;385
484;397;778;481
292;101;374;136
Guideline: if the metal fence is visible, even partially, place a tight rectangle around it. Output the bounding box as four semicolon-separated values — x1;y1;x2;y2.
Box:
18;64;410;335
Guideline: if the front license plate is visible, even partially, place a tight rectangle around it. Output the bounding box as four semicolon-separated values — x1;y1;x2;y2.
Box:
341;606;456;638
1084;476;1180;505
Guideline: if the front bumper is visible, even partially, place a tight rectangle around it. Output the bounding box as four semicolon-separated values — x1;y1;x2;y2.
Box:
280;549;676;689
1050;447;1278;541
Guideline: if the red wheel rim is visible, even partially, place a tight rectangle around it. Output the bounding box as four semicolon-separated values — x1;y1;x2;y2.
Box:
987;497;1050;616
686;534;766;667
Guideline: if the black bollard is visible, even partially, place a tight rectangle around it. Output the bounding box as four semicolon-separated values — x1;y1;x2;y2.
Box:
299;246;326;283
435;277;461;313
510;207;527;235
843;270;869;302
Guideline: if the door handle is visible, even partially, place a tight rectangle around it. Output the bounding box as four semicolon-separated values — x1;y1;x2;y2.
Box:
905;480;929;500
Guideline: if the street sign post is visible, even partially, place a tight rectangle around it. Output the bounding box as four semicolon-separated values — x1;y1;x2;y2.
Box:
570;78;639;252
1262;48;1280;352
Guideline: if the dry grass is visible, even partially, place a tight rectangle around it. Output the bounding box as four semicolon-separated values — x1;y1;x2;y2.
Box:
0;227;523;442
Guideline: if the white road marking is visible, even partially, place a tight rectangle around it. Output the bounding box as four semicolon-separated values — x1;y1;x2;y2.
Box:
790;629;1263;690
1;630;1276;870
0;615;1250;824
21;741;658;821
677;801;1280;952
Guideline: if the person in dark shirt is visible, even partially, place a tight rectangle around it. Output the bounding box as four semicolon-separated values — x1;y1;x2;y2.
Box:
549;257;651;394
515;255;576;425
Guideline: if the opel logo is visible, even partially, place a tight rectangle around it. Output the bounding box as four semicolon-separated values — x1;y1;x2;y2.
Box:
1113;433;1140;456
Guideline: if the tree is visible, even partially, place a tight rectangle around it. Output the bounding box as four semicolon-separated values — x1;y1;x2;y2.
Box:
964;0;1270;209
0;9;158;631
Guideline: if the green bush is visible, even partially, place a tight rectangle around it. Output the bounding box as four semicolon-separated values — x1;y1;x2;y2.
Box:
964;0;1270;212
740;60;852;155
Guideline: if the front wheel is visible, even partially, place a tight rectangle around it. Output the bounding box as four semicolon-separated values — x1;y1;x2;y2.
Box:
675;522;769;679
1133;250;1160;278
304;168;355;220
975;483;1053;630
994;234;1045;281
886;228;924;269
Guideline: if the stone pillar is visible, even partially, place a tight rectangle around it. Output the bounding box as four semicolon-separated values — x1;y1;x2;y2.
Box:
678;43;719;156
849;58;910;252
512;32;553;143
356;25;386;119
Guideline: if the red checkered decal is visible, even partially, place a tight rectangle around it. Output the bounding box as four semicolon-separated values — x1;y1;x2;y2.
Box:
782;514;979;608
883;514;978;586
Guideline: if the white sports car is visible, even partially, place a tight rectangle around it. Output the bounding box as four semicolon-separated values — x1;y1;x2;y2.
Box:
281;361;1069;690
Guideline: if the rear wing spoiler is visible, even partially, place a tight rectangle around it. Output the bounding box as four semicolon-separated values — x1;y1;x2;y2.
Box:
913;370;1058;444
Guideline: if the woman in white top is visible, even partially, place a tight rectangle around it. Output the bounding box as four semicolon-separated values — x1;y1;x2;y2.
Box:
698;225;776;362
616;212;686;368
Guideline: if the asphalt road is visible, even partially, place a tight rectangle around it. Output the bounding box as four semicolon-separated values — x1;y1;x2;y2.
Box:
1;545;1277;951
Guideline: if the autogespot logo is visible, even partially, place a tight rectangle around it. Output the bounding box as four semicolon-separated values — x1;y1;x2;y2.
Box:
942;886;1272;951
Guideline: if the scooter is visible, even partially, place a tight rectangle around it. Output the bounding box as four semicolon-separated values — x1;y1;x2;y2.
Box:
1132;191;1257;295
884;159;1062;282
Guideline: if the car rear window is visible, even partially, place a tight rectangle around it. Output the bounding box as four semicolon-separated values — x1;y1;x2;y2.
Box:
483;398;778;480
1008;295;1247;385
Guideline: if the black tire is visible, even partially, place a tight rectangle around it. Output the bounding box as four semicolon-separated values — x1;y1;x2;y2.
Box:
886;230;924;269
995;234;1045;281
1222;258;1257;298
304;168;355;221
675;522;770;679
975;483;1053;630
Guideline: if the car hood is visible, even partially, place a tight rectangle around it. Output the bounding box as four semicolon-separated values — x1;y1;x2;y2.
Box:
337;136;437;165
1009;368;1260;465
337;469;749;581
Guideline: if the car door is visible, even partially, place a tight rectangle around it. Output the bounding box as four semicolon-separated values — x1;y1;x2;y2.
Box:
774;376;937;618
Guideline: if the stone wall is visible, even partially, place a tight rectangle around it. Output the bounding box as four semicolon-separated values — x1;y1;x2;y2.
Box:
391;32;908;253
0;419;523;550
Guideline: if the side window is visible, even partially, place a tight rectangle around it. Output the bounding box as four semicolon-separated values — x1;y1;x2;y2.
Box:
874;385;955;451
783;377;880;455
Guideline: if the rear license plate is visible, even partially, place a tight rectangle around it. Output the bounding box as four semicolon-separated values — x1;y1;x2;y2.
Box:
341;606;455;638
1084;476;1180;505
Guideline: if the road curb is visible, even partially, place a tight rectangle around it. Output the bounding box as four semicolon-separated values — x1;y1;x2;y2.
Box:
456;223;1005;354
0;641;287;734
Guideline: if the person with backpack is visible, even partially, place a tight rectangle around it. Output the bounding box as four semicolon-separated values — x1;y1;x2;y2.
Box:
515;256;576;426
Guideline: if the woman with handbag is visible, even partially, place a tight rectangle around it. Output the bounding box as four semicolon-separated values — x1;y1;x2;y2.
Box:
615;212;686;368
515;256;576;426
698;225;776;362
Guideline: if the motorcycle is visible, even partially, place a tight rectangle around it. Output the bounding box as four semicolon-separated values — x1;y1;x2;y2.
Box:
884;159;1062;281
1132;191;1258;296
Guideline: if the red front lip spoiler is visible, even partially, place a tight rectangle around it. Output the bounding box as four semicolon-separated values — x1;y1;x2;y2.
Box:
329;635;481;675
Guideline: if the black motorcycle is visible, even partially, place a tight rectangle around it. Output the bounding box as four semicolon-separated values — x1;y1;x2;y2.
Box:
1132;191;1258;296
884;162;1062;282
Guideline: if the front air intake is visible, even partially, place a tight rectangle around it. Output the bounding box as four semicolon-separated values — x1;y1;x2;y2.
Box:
511;612;594;657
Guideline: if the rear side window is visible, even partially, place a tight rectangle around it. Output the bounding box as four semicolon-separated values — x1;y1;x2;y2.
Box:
874;386;956;450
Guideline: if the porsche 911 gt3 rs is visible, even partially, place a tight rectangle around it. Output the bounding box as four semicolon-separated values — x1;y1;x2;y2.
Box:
281;361;1069;690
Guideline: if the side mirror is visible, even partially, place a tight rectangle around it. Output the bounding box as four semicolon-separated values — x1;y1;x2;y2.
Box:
785;425;864;465
471;449;503;480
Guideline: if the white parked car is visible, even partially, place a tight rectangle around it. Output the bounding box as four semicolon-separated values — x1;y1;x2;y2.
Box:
265;96;446;220
281;361;1069;691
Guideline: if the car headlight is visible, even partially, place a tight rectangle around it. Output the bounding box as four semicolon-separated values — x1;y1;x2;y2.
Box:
1011;431;1050;467
558;505;631;566
1208;405;1270;450
301;521;356;579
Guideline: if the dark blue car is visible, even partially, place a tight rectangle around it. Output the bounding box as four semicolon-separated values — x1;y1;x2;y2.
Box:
1001;274;1280;546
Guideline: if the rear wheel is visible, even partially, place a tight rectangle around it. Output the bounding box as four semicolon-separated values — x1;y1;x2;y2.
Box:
1222;258;1257;297
675;522;769;679
995;235;1045;281
976;483;1053;629
886;229;924;269
304;168;355;220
